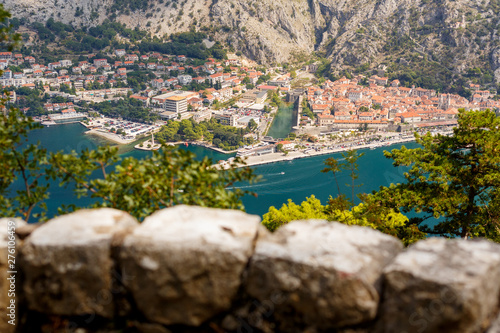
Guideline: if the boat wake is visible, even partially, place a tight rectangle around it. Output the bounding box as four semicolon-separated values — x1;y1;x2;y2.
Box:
260;172;286;177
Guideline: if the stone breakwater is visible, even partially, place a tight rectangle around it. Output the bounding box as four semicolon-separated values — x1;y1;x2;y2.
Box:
2;207;500;333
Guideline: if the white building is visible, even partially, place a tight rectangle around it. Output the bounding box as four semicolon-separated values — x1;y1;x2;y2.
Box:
237;116;260;127
348;90;363;102
193;110;212;123
209;73;224;85
178;75;192;86
60;59;72;67
159;111;178;120
115;49;126;57
48;62;62;70
213;113;238;126
0;78;26;87
158;91;196;114
0;69;12;80
0;60;9;70
165;95;188;114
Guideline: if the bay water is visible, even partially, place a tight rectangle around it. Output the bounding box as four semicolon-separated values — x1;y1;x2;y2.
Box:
14;123;415;219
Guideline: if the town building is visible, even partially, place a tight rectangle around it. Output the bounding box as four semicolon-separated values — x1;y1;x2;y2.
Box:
178;75;193;85
93;59;108;67
156;90;197;114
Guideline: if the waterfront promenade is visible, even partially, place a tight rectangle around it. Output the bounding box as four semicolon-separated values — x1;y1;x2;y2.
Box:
222;130;453;169
239;138;415;168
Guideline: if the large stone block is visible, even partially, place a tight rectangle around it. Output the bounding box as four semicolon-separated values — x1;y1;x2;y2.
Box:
21;209;138;318
379;238;500;333
0;218;26;333
246;220;403;329
120;205;262;326
488;313;500;333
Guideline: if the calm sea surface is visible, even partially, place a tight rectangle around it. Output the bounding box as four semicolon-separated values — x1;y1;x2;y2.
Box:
15;123;418;219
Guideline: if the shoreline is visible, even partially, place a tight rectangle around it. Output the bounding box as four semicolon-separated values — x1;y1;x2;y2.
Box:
190;142;238;154
72;122;451;170
134;139;162;151
240;138;417;168
84;128;135;145
234;129;454;169
220;133;452;170
79;121;131;145
80;118;161;146
130;139;237;154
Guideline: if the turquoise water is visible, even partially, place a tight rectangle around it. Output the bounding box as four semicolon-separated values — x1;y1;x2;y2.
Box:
266;104;295;139
25;123;232;161
15;123;415;219
16;123;232;219
242;145;414;216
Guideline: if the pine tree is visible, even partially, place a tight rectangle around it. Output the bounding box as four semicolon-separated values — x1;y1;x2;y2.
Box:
376;109;500;241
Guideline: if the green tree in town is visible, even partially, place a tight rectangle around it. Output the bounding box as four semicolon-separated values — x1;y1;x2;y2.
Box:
375;109;500;241
269;91;282;107
358;123;369;132
247;118;258;131
156;118;253;151
301;98;315;119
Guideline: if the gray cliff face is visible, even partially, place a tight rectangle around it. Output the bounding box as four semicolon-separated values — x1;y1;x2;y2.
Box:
5;0;500;80
492;48;500;82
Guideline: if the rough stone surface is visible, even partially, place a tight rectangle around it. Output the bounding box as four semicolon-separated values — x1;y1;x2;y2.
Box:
8;206;500;332
120;205;262;326
492;48;500;84
488;313;500;333
246;220;403;329
20;209;138;318
0;218;26;333
379;238;500;333
15;222;38;240
132;322;173;333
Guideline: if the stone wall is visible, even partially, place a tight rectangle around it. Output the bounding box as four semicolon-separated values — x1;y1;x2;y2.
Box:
2;206;500;333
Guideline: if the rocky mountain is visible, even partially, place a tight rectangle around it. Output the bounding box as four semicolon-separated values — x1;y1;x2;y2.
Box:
5;0;500;85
